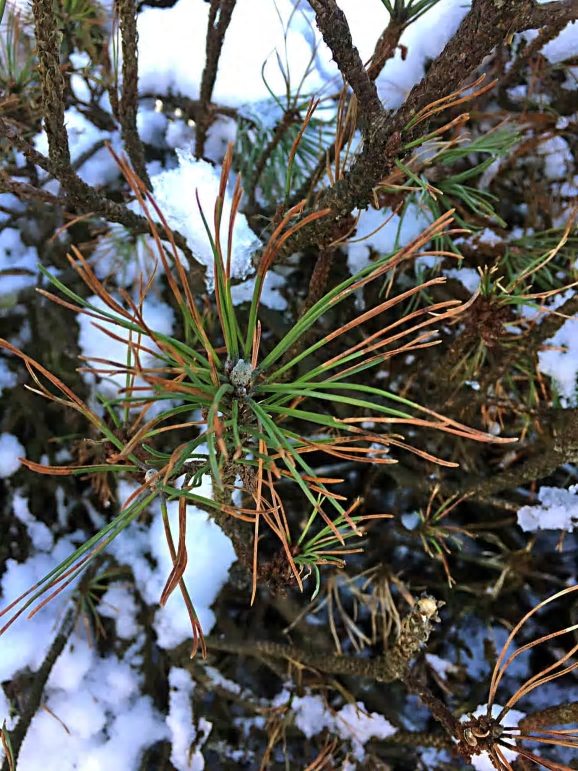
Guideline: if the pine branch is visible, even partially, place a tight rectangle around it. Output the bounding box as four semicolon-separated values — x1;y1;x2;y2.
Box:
279;0;578;259
202;596;443;683
118;0;151;189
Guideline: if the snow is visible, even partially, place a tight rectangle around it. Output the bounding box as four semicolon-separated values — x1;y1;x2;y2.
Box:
0;358;18;394
0;474;233;768
149;149;261;292
0;433;24;478
281;690;396;760
136;107;168;148
167;668;211;771
312;0;469;109
536;135;573;180
518;484;578;533
97;585;140;640
291;693;331;738
347;203;432;275
0;229;38;296
19;652;168;771
335;702;397;760
12;493;54;551
137;0;324;106
377;0;470;110
107;478;236;650
231;270;288;310
445;267;481;293
0;539;79;682
538;314;578;405
537;23;578;64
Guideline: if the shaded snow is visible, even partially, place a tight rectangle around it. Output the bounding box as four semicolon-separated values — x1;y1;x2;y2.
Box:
518;484;578;533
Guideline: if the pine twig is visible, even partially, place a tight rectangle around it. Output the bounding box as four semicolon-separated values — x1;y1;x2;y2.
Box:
203;595;444;683
245;109;300;212
0;172;64;205
287;14;403;207
195;0;237;159
30;0;153;230
367;17;405;81
307;0;384;127
0;117;56;177
0;120;202;281
118;0;151;189
462;407;578;499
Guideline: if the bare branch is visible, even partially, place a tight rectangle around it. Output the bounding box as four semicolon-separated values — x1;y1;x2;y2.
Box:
195;0;237;158
0;172;65;205
308;0;384;125
118;0;151;189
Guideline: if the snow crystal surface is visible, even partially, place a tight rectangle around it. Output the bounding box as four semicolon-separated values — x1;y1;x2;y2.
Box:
150;149;261;291
336;702;397;760
19;648;168;771
518;484;578;533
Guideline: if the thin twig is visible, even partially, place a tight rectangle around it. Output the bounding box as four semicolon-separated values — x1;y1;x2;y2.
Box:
0;172;65;205
30;0;152;229
367;17;406;81
195;0;237;159
462;408;578;499
202;595;443;683
245;109;300;212
288;15;403;207
0;117;56;176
